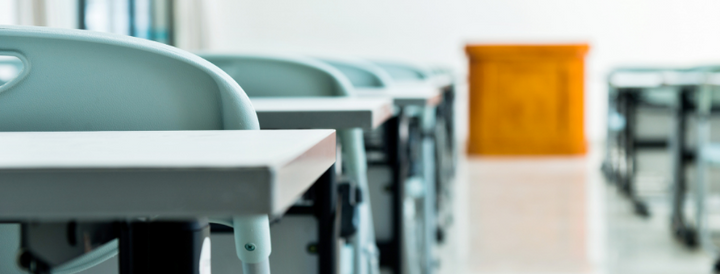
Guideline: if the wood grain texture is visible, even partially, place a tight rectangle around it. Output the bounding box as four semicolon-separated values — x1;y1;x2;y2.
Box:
466;44;589;155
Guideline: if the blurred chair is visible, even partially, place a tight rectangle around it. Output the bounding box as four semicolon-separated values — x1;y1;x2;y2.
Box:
0;56;23;87
317;57;393;89
369;59;441;274
200;53;380;274
370;60;431;82
0;26;262;274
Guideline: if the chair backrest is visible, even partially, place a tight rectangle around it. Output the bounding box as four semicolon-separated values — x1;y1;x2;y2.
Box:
199;54;353;97
0;26;259;131
317;57;393;88
371;60;432;82
0;56;23;86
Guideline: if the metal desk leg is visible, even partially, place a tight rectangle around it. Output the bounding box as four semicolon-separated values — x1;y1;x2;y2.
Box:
315;165;340;274
378;111;409;274
602;87;620;180
613;90;629;185
422;131;437;274
620;90;650;216
119;219;210;274
671;87;698;248
620;90;635;195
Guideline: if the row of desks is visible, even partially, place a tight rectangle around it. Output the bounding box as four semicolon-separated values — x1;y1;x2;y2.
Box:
1;85;443;274
605;68;718;248
0;91;441;219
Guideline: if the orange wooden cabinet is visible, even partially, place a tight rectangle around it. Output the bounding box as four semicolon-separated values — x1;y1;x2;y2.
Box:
466;44;589;155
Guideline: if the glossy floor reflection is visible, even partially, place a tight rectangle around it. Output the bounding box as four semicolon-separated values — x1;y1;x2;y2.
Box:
453;144;713;274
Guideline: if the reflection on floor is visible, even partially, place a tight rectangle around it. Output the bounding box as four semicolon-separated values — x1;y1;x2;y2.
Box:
455;144;713;274
460;156;590;273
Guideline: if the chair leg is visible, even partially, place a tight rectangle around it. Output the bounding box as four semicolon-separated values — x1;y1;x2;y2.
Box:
233;215;272;274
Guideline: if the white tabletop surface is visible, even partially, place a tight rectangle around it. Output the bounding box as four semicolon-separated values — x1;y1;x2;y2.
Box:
663;71;705;86
610;72;664;88
0;130;336;220
610;70;706;88
706;73;720;86
355;84;442;107
251;97;393;130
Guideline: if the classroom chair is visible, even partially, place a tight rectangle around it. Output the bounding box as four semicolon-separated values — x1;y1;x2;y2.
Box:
199;54;380;274
0;56;23;86
371;60;444;274
317;57;393;89
316;57;429;274
0;26;269;274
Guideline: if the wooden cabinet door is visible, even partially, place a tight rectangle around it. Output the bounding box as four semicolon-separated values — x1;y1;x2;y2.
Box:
467;44;587;155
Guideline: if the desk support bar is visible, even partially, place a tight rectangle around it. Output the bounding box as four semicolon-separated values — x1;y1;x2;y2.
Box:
315;164;340;274
118;219;210;274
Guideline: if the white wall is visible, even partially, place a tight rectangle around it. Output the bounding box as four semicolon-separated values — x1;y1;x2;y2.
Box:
204;0;720;142
0;0;17;25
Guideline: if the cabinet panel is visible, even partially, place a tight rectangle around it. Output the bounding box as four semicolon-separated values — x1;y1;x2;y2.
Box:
467;44;588;155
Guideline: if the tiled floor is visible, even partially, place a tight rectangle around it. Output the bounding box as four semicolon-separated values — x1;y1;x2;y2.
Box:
448;144;715;274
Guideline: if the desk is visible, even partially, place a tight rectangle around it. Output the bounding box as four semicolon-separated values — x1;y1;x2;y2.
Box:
251;97;393;130
249;97;392;274
606;69;705;247
355;84;442;274
606;70;676;219
664;71;714;248
610;71;664;89
0;130;335;274
0;130;335;218
355;85;442;107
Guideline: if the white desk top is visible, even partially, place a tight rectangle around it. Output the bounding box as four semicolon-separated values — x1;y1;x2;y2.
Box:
0;130;336;220
355;85;442;107
610;70;706;88
663;71;705;86
609;72;664;88
704;73;720;86
251;97;393;130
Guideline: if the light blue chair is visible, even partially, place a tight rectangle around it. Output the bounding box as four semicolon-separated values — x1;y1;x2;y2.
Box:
0;56;23;86
320;57;441;273
199;54;380;274
370;61;431;82
369;60;440;274
0;26;268;274
317;57;394;89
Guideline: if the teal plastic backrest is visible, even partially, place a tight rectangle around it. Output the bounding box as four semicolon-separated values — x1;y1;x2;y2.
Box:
200;54;353;97
0;56;23;86
0;25;260;274
371;60;431;82
317;57;393;88
0;26;259;132
200;52;377;274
